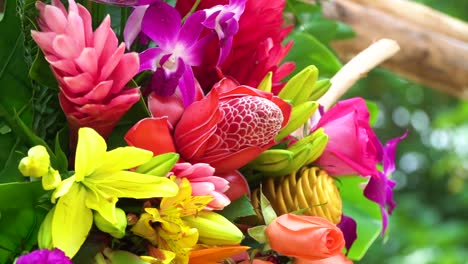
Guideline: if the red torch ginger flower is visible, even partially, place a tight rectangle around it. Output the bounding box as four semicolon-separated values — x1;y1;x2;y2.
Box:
31;0;140;144
174;78;291;172
125;78;291;173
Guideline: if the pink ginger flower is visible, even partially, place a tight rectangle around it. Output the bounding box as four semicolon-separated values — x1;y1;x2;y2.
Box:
31;0;140;145
171;162;231;210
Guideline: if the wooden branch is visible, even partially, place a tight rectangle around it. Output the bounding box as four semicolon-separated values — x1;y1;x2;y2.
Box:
318;39;400;110
321;0;468;99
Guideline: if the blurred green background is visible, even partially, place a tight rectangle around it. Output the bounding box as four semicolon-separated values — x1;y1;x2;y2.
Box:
344;1;468;263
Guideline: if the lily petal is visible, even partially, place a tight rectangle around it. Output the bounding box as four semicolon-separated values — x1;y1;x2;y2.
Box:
52;184;93;258
93;146;153;175
75;127;107;182
87;171;179;198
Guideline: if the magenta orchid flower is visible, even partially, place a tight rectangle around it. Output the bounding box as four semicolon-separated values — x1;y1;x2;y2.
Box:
137;1;208;106
202;0;246;65
364;131;408;233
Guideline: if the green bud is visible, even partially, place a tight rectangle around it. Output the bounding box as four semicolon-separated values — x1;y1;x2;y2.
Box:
94;208;127;239
279;65;318;106
136;153;179;176
309;79;331;101
38;207;54;249
258;71;273;92
18;145;50;178
182;211;243;245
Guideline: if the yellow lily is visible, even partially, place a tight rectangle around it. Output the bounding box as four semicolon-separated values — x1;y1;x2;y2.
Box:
49;127;179;258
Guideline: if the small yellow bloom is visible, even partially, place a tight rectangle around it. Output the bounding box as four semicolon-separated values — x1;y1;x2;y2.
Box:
18;145;50;178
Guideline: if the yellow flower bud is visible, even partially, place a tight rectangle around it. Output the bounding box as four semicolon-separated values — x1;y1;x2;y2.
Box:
182;211;243;245
42;169;61;190
94;208;127;239
18;145;50;178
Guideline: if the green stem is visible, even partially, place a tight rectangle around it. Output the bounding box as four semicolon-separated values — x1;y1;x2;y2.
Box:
181;0;201;23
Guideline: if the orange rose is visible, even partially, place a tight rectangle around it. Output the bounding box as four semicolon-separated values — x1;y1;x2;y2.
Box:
294;254;353;264
266;214;345;261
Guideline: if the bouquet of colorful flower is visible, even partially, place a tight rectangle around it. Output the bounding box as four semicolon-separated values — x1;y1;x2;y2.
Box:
0;0;407;263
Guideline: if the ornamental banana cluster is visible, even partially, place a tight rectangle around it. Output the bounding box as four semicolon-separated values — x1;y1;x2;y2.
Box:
252;167;342;224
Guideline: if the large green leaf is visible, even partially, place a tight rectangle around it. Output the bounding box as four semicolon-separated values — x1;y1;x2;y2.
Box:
337;176;383;260
0;0;34;183
284;31;342;78
0;181;47;262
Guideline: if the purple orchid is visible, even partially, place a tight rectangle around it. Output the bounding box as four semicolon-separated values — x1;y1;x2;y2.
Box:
364;131;408;234
202;0;246;65
123;0;246;107
138;1;209;106
337;214;358;252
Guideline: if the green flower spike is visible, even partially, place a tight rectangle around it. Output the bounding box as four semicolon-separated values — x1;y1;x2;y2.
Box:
49;127;179;258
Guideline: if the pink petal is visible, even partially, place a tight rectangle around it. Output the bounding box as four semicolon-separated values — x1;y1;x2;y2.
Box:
65;11;85;52
77;5;94;47
74;48;98;78
62;73;94;93
99;27;119;66
44;5;67;33
107;53;139;94
93;16;111;59
47;56;79;76
52;35;81;59
31;31;56;55
99;43;125;81
124;5;148;49
83;80;113;102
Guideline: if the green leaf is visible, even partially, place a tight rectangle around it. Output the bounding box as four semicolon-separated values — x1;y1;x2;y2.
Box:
337;176;382;260
0;207;47;263
218;195;256;222
29;50;58;90
0;0;35;184
0;181;47;262
54;129;69;173
366;100;379;126
247;225;267;244
0;181;46;210
284;31;342;78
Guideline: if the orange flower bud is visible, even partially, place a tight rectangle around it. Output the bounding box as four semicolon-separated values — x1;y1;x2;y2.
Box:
266;214;345;261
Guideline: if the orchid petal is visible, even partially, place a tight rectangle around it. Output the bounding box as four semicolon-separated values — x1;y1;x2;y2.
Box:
178;64;197;107
74;127;107;182
178;10;206;49
337;215;357;251
383;130;409;175
139;47;163;72
124;5;149;49
52;184;93;258
142;1;181;48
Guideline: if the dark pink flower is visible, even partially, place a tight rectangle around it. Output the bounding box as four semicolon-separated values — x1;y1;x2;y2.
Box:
313;98;383;177
31;0;140;143
16;248;71;264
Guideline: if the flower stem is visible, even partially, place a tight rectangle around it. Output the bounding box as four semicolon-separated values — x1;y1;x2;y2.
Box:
317;39;400;110
182;0;201;23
